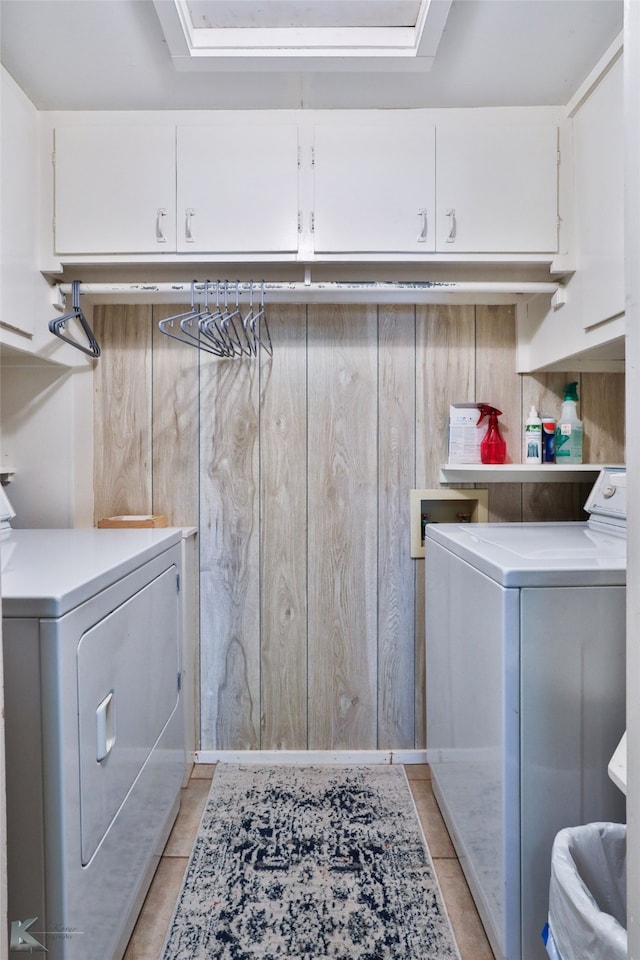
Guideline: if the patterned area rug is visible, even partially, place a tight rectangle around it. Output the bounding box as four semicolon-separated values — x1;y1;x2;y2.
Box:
161;764;461;959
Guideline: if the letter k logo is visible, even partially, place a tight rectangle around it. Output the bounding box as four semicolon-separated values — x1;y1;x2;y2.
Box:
10;917;47;952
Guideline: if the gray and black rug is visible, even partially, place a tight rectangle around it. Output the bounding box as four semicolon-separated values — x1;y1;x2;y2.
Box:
161;764;461;959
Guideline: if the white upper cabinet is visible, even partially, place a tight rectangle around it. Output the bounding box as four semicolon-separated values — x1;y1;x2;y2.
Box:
176;123;299;254
312;122;436;253
54;124;177;254
49;111;561;262
572;57;624;329
435;123;559;253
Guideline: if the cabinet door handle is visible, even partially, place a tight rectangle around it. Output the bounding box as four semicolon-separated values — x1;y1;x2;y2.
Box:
446;208;457;243
417;208;428;243
185;208;196;243
96;690;116;763
156;208;167;243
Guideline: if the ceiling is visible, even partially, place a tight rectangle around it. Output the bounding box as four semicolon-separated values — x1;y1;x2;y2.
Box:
0;0;624;112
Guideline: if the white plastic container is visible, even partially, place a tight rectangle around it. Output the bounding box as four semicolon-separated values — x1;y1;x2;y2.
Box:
524;406;542;463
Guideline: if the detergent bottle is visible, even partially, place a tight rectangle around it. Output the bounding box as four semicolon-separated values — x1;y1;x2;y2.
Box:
477;404;506;464
555;382;583;463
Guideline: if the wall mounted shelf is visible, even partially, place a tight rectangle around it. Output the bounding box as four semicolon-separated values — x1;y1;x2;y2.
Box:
439;463;623;484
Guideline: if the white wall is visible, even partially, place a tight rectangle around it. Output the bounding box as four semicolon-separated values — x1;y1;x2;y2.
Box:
624;2;639;956
0;358;93;527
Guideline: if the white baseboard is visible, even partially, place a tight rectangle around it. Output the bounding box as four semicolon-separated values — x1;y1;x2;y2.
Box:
194;749;428;765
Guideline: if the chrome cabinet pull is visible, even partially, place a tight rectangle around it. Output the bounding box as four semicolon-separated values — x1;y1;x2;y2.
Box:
185;207;195;242
417;208;428;242
156;207;167;243
446;208;457;243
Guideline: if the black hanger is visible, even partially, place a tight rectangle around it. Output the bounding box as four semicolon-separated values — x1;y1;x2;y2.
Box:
48;280;101;358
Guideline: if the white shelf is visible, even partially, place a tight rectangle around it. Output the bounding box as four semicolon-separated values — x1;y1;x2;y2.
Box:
439;463;623;483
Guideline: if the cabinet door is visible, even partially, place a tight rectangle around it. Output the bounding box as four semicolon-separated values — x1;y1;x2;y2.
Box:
1;69;37;336
177;124;299;253
312;123;436;253
54;125;176;254
436;124;558;253
572;58;624;329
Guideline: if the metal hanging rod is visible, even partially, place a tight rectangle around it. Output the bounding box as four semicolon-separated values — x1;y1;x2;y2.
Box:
53;279;560;306
49;277;562;358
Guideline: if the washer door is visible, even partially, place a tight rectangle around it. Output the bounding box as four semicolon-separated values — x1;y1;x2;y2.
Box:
77;565;180;865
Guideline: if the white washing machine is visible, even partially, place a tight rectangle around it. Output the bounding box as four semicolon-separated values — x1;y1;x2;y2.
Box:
424;468;626;960
1;528;186;959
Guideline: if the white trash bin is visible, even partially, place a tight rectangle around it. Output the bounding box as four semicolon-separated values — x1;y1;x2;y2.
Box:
544;822;627;960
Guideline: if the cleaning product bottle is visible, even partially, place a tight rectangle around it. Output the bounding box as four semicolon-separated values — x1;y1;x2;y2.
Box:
477;404;506;464
524;406;542;464
555;382;583;463
541;414;556;463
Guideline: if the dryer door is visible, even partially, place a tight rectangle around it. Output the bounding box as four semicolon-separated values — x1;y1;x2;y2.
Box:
77;565;180;865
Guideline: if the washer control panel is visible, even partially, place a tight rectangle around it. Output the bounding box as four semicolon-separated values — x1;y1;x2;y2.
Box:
585;467;627;524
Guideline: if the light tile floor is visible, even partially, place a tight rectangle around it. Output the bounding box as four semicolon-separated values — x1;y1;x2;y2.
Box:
123;763;495;960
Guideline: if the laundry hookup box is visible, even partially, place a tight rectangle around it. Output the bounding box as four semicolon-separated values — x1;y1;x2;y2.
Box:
447;403;485;464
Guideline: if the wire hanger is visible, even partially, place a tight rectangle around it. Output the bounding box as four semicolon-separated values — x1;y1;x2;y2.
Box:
158;280;273;359
157;281;226;356
48;280;101;358
244;282;272;357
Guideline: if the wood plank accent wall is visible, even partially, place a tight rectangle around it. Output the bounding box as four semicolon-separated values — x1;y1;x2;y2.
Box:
93;302;625;753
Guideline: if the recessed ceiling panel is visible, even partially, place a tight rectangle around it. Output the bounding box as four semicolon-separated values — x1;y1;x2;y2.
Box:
154;0;452;69
186;1;423;29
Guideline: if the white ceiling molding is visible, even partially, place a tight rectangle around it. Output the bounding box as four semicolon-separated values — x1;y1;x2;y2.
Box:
153;0;452;72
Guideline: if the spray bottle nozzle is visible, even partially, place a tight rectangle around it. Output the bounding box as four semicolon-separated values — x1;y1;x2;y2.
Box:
476;404;503;426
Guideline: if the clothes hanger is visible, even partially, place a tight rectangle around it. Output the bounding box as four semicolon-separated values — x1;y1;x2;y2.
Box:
48;280;101;358
158;281;226;356
247;282;273;357
218;281;251;358
157;279;273;358
197;282;235;357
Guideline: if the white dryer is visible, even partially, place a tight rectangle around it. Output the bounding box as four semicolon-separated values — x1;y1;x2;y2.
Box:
1;528;186;960
424;468;626;960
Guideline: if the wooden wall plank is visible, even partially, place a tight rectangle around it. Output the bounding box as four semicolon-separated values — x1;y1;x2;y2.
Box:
307;304;378;750
259;305;309;749
377;304;416;749
199;353;261;750
416;305;476;486
416;304;475;749
476;305;522;521
581;372;625;462
93;304;153;521
151;305;199;526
